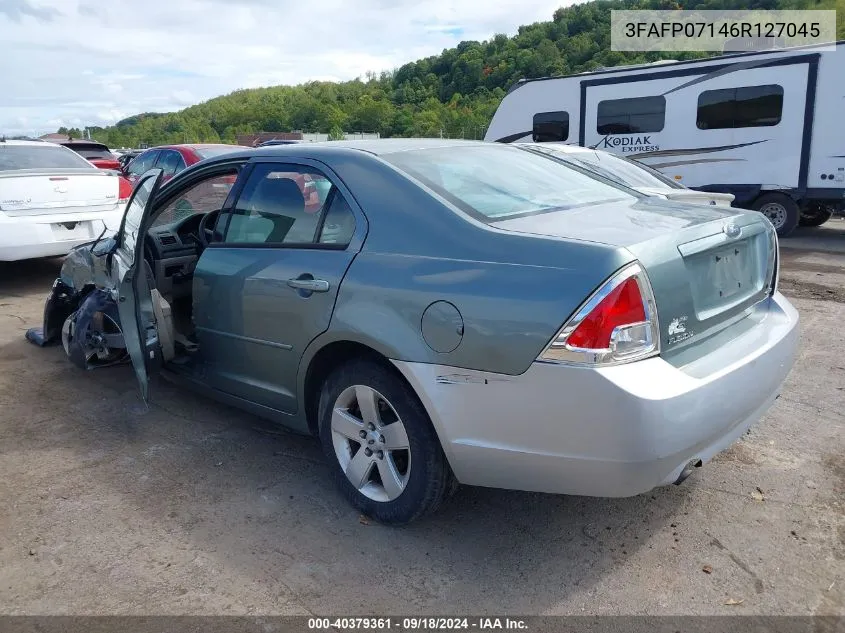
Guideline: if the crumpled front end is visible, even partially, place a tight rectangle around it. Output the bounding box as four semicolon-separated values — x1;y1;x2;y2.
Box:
25;238;127;370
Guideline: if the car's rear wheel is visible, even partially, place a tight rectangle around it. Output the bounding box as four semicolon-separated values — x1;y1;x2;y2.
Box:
753;193;799;237
318;359;454;525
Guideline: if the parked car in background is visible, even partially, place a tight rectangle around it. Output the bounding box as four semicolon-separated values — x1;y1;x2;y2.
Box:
0;139;131;261
124;144;248;185
256;139;303;147
59;140;122;172
522;143;736;207
117;149;143;172
26;140;797;524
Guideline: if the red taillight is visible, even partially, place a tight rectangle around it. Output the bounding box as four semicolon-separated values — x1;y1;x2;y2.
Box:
566;277;645;350
539;263;659;366
118;176;132;203
223;175;237;185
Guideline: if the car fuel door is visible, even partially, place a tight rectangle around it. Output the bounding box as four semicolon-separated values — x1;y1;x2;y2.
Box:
111;169;164;403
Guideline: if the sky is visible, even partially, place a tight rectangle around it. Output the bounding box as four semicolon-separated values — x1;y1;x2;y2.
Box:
0;0;567;136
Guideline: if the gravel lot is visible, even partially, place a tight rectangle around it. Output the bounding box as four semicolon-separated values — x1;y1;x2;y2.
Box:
0;223;842;616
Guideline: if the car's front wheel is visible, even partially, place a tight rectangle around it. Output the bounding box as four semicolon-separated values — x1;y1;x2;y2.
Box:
318;359;454;525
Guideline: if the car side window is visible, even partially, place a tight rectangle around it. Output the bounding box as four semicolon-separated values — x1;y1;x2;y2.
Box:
157;151;181;178
128;150;158;176
318;193;356;246
172;153;187;175
152;171;239;227
222;164;338;246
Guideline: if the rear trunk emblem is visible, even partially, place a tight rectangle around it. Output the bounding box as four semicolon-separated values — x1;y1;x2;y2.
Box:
667;316;693;345
723;223;741;238
668;317;687;335
54;185;68;193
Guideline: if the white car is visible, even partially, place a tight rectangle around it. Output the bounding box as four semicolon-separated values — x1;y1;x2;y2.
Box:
0;140;130;261
523;143;736;207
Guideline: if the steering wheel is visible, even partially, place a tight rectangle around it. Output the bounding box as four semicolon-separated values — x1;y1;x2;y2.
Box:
196;210;219;248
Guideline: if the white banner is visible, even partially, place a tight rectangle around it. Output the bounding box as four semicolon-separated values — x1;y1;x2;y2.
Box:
611;10;837;52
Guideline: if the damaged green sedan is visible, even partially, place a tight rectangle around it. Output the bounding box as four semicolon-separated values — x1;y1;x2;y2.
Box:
26;140;798;524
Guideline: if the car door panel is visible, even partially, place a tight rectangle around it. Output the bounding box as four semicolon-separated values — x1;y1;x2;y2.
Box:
193;248;357;412
192;160;364;415
112;169;165;402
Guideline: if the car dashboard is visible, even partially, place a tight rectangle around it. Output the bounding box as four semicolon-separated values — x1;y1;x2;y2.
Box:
144;214;204;300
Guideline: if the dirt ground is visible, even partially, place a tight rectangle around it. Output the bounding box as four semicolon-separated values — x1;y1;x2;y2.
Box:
0;223;842;616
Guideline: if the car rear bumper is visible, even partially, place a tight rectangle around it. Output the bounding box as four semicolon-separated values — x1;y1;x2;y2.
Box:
0;209;123;261
392;292;799;497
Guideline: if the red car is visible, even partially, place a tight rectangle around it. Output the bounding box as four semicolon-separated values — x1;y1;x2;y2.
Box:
125;144;324;213
60;140;122;171
124;144;248;185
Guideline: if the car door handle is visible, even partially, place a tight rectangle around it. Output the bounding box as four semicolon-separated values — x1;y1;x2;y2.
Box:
287;278;330;293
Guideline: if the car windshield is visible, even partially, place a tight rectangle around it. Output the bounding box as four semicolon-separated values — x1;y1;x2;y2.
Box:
0;144;94;171
195;146;241;159
66;144;115;160
384;144;633;221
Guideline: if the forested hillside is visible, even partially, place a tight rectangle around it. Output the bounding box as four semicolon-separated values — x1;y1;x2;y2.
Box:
69;0;841;147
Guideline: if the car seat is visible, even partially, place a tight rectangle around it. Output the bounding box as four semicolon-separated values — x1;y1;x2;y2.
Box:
226;176;306;243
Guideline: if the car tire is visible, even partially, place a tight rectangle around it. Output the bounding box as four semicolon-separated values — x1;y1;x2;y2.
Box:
753;193;800;237
318;358;455;525
799;205;834;227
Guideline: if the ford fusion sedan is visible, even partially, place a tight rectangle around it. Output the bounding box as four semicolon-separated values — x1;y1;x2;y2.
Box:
25;140;798;524
0;139;131;261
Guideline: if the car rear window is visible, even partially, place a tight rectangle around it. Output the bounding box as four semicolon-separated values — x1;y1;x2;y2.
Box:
194;146;242;159
0;144;94;171
384;144;633;221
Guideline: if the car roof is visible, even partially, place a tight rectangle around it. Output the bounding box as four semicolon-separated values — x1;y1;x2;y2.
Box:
208;138;491;162
60;140;109;146
294;138;488;155
517;143;593;155
0;139;58;147
154;143;246;151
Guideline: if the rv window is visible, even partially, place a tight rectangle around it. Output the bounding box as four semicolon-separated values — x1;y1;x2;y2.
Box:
696;85;784;129
533;111;569;142
596;96;665;135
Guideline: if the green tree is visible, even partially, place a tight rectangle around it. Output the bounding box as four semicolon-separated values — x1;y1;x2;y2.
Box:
72;0;833;147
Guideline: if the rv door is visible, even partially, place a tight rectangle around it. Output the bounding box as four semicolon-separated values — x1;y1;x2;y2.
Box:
112;169;164;403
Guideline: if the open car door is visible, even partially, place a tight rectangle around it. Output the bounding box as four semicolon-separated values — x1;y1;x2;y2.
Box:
111;169;164;403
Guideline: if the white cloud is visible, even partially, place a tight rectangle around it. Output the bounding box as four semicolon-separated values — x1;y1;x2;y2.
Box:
0;0;569;136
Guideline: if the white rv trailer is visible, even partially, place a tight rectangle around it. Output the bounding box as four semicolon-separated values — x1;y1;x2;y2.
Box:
485;41;845;236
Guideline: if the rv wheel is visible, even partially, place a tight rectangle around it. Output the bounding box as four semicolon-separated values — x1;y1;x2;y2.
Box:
799;203;834;228
754;193;799;237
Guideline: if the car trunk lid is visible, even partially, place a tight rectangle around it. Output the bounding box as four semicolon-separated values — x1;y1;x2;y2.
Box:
0;169;119;217
491;197;776;361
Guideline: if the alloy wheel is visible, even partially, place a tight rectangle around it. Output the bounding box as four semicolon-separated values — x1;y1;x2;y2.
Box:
62;310;126;367
330;385;411;502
